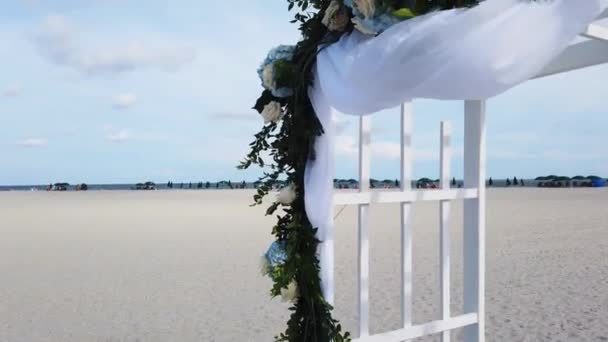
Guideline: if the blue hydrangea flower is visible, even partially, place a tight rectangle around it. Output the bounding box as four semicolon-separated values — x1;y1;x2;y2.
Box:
265;240;288;268
257;45;295;98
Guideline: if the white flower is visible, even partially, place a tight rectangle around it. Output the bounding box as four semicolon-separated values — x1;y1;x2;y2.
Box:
322;1;338;27
322;1;348;32
354;0;375;19
280;281;298;303
277;183;297;205
261;101;283;124
259;255;270;276
262;64;275;90
352;17;377;35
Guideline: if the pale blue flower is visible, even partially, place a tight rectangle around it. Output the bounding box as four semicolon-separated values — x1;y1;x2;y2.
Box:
257;45;296;98
264;240;288;268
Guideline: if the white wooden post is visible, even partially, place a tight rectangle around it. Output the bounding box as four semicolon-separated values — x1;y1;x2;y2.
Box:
463;100;486;342
358;116;372;337
439;121;452;342
400;102;413;329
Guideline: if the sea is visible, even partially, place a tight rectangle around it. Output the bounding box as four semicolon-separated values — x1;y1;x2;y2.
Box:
0;179;543;191
0;183;250;191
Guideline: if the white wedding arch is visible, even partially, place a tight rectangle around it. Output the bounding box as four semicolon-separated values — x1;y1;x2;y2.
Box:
310;6;608;342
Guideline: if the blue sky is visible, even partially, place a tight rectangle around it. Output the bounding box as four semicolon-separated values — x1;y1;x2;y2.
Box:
1;0;607;185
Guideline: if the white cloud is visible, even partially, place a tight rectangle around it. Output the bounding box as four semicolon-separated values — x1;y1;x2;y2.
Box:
101;124;173;143
491;63;608;115
208;111;258;121
335;135;462;161
489;131;540;145
16;138;47;148
333;115;352;135
105;129;130;143
490;148;607;161
2;85;22;98
33;15;197;75
111;93;137;109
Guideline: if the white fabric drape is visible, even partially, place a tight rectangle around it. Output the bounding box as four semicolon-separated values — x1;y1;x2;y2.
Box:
305;0;608;241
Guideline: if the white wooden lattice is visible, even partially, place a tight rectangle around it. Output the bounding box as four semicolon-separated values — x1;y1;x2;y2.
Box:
322;100;486;342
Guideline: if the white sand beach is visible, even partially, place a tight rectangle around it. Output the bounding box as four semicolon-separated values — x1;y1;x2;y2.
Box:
1;189;607;341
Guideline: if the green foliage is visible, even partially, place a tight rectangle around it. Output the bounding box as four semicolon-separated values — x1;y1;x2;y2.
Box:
274;60;298;89
392;8;415;18
240;1;348;340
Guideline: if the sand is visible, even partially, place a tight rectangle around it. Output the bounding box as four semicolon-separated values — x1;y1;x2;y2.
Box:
0;189;607;342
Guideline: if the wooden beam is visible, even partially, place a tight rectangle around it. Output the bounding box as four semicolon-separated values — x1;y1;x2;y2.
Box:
534;39;608;79
536;9;608;78
581;23;608;42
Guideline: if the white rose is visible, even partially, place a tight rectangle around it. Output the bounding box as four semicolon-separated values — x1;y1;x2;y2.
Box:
352;17;377;35
277;183;297;205
322;1;348;31
261;101;283;124
322;1;339;27
280;281;298;303
354;0;375;19
262;64;275;90
259;255;270;276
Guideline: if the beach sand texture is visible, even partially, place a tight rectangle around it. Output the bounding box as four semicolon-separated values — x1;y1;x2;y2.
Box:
1;189;607;342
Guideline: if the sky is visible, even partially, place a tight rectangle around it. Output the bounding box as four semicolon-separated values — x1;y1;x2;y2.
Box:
1;0;607;185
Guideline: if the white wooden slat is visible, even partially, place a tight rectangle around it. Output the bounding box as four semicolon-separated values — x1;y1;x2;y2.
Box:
358;116;371;337
440;121;452;190
352;313;478;342
439;121;452;342
333;188;478;206
534;39;608;79
359;116;371;192
400;102;413;329
580;8;608;40
463;100;487;342
581;23;608;41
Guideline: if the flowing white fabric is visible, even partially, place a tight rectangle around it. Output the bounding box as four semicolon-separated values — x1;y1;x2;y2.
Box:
305;0;608;241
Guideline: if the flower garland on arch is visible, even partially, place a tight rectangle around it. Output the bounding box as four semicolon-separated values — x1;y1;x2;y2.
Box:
239;1;484;341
